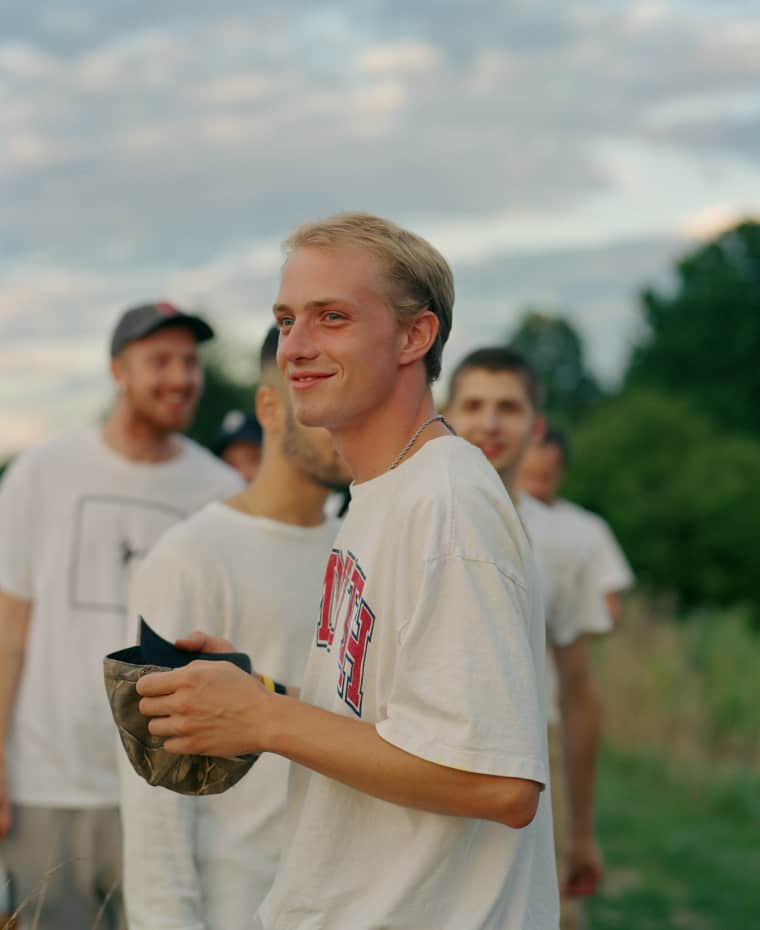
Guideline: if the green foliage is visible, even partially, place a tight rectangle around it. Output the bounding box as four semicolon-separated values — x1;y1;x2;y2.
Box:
509;309;603;426
590;748;760;930
186;343;258;449
627;220;760;438
564;390;760;615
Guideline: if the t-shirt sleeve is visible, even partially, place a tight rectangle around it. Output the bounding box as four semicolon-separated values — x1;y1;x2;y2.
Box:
545;549;612;647
376;554;547;786
592;521;635;593
0;454;37;599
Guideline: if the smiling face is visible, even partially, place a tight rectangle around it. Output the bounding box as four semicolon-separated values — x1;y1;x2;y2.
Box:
445;367;542;480
112;326;204;434
273;245;406;433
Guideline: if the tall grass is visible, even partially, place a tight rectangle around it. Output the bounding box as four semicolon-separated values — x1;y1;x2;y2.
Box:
594;595;760;771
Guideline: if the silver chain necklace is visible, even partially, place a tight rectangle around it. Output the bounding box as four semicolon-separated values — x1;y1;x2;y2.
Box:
387;414;454;472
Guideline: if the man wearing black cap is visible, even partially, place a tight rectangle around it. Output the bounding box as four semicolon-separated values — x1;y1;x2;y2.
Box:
0;302;242;930
212;410;263;482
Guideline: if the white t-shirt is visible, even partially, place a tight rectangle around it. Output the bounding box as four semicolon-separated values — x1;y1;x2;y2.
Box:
121;502;340;930
0;428;243;807
518;494;612;724
552;499;634;596
257;436;558;930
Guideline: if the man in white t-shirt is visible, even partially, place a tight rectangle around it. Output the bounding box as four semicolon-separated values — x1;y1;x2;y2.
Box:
136;213;559;930
121;325;349;930
0;302;243;930
445;347;611;930
519;427;634;624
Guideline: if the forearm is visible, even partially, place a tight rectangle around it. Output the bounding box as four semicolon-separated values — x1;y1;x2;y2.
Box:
266;694;539;828
558;681;602;839
0;591;31;752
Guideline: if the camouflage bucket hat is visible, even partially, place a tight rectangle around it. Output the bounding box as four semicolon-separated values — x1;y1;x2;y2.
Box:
104;617;258;796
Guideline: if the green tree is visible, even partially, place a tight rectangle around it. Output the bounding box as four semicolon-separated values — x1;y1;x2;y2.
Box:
564;389;760;617
186;343;258;449
627;220;760;437
509;310;603;426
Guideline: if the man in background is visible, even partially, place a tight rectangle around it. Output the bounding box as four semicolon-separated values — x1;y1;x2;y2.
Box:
121;325;349;930
445;346;611;930
212;409;263;483
0;302;242;929
520;426;634;623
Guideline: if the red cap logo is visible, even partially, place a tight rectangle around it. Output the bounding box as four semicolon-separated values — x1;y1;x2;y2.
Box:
157;301;179;317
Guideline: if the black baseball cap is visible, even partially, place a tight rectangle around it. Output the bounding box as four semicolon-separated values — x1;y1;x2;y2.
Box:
110;301;215;357
212;410;263;456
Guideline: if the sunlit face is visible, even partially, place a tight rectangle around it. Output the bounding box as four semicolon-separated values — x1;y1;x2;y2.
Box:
446;368;540;477
113;327;204;434
274;245;403;432
222;441;261;483
519;442;564;505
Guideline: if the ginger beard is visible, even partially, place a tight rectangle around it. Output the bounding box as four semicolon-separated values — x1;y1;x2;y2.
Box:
113;327;204;435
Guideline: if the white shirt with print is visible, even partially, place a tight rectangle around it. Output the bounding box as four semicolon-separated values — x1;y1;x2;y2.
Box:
0;428;243;807
257;436;558;930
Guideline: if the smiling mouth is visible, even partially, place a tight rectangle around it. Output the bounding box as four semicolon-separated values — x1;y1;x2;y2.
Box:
289;372;333;388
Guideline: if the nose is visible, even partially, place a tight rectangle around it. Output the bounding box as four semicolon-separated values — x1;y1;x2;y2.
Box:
276;319;319;368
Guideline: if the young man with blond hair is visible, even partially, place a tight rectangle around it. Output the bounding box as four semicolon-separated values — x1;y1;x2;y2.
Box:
137;213;559;930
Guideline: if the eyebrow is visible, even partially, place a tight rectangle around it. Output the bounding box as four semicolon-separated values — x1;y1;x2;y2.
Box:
272;298;351;315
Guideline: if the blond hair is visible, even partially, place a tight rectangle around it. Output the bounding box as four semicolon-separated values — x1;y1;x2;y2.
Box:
283;212;454;382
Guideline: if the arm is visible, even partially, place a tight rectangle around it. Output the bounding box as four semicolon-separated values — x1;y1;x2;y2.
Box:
121;550;216;930
553;635;604;896
0;589;31;838
138;662;540;829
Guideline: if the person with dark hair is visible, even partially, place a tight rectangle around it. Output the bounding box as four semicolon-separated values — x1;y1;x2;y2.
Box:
445;345;611;930
121;326;350;930
0;302;243;930
520;429;634;624
135;213;558;930
212;411;263;482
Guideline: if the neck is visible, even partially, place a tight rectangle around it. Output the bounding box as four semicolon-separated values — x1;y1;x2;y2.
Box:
332;370;449;483
227;454;331;527
102;401;181;463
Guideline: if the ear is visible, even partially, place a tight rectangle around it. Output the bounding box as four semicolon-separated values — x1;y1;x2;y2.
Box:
399;309;439;368
531;415;546;444
255;384;284;434
110;356;125;391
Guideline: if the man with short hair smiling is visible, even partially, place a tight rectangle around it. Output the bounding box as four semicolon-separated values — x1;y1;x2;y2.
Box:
445;346;611;930
137;214;558;930
0;302;242;930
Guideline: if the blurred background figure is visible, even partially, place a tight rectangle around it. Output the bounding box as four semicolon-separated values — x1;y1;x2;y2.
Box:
519;427;634;624
445;347;611;930
212;409;263;483
0;302;242;930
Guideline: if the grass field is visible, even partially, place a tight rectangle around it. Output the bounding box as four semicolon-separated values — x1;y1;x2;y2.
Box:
586;599;760;929
589;750;760;929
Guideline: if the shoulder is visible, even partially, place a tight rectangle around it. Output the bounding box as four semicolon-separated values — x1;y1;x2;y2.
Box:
1;428;92;487
176;438;245;487
405;437;529;569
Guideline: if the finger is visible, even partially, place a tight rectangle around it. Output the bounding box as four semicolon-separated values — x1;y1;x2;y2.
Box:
174;630;209;651
136;668;184;697
147;715;184;738
138;695;176;718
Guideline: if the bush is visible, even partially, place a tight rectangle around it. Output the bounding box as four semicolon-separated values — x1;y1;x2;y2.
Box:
564;389;760;615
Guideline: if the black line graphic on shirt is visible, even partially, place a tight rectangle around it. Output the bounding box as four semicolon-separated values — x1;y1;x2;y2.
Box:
68;494;186;613
317;548;375;717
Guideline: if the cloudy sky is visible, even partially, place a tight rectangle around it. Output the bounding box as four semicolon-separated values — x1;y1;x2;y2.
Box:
2;0;759;455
